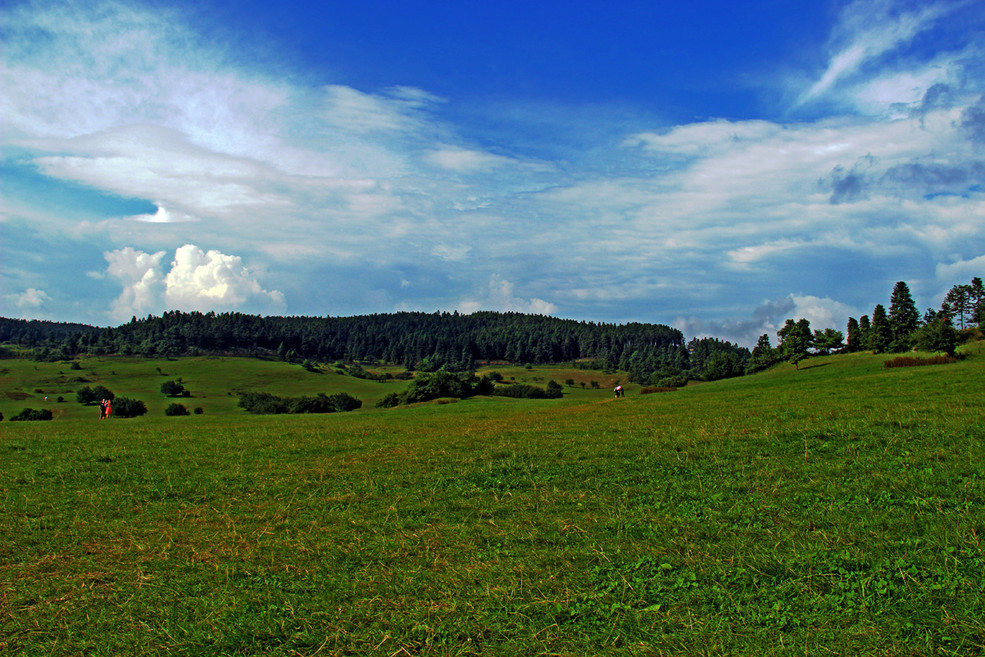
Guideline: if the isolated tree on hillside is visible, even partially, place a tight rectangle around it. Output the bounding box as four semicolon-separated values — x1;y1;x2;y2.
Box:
868;304;892;353
777;318;812;369
888;281;920;351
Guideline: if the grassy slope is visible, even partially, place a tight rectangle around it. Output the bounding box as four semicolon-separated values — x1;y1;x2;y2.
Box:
1;346;983;655
0;357;630;420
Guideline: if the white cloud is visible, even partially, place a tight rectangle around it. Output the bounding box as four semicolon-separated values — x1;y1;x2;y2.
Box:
164;245;285;313
936;254;985;282
131;204;198;224
105;247;167;321
456;275;557;316
431;243;472;262
798;0;967;110
8;287;52;312
678;294;858;348
425;147;512;172
103;244;284;321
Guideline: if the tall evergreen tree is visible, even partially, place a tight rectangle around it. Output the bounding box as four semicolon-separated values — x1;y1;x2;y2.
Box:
868;304;892;353
746;333;778;373
857;315;871;350
888;281;920;352
943;284;971;329
969;276;985;328
846;317;861;352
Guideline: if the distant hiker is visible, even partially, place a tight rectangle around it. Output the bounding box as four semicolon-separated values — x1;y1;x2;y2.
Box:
614;385;623;398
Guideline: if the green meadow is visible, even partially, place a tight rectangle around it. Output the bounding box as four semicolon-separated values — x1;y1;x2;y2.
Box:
2;346;984;655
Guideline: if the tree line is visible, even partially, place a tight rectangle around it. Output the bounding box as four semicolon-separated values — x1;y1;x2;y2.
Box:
2;276;979;389
3;311;689;373
748;277;983;372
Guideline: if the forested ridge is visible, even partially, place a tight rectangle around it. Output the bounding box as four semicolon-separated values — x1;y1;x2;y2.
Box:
4;277;979;386
0;311;696;378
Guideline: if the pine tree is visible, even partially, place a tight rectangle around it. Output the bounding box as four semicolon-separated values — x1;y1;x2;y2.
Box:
943;285;971;329
746;334;778;373
888;281;920;352
868;304;892;353
858;315;871;350
969;277;985;328
846;317;861;352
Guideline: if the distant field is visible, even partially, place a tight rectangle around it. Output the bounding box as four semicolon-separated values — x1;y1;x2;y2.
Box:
2;346;983;655
0;357;631;421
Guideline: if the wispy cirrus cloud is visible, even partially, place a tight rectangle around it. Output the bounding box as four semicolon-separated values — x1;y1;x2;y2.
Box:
797;0;975;113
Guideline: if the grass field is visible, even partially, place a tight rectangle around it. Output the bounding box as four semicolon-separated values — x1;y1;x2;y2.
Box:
2;346;984;655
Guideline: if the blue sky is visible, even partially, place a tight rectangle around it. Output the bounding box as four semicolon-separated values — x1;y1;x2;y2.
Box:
2;0;984;346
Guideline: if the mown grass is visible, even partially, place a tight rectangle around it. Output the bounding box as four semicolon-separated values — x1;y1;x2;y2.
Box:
1;347;984;655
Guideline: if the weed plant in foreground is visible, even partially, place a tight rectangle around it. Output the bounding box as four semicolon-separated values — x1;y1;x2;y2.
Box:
1;351;984;655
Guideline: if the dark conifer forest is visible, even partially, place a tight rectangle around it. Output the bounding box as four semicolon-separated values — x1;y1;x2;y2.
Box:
0;311;692;379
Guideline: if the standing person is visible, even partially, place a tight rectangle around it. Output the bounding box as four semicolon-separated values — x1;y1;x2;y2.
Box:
104;398;112;419
99;399;107;419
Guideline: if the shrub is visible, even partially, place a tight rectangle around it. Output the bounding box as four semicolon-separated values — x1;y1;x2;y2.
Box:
239;391;362;415
238;392;289;414
76;385;114;405
193;407;204;415
376;392;401;408
491;383;562;399
884;355;958;368
640;386;678;395
165;403;190;416
0;412;3;421
11;408;53;421
161;379;186;397
113;397;147;418
654;374;688;388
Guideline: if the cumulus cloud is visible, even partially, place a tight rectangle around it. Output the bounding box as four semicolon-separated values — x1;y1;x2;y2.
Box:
8;287;52;313
456;275;557;316
164;244;285;312
105;247;167;321
103;244;284;321
678;294;858;348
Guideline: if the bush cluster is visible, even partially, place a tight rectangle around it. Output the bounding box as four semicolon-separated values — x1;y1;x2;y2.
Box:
884;355;958;368
238;391;362;415
490;381;563;399
10;408;53;421
376;371;494;408
165;403;190;416
160;379;187;397
76;385;114;405
640;386;678;395
113;397;147;418
376;371;564;407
